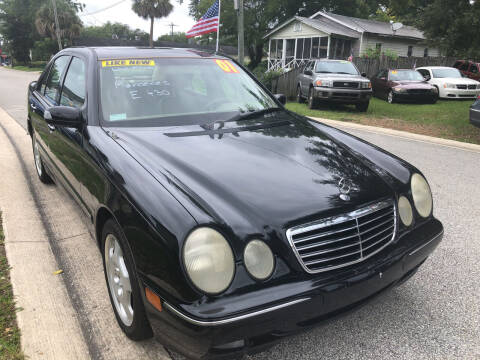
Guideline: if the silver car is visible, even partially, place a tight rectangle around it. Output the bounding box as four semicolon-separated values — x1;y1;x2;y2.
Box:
296;59;372;112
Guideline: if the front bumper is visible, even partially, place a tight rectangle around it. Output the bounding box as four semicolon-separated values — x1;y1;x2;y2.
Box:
470;108;480;127
441;88;480;99
392;91;437;103
145;218;443;360
313;87;372;104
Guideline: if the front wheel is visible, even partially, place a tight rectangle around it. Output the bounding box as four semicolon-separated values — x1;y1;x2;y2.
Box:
387;90;395;104
308;87;318;109
297;85;305;104
32;133;52;184
355;101;370;112
102;219;153;340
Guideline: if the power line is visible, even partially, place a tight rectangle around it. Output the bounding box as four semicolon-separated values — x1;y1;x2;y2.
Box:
79;0;128;17
166;22;178;36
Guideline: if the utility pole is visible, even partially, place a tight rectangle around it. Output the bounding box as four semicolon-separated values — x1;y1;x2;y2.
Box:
234;0;244;65
51;0;62;50
167;22;178;38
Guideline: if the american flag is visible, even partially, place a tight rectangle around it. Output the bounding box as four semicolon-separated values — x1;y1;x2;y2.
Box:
186;0;219;38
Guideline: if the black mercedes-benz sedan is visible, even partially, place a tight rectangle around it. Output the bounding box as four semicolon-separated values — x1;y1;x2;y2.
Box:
27;47;443;359
470;96;480;127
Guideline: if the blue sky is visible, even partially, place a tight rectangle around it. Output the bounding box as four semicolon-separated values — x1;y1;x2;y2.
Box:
79;0;196;38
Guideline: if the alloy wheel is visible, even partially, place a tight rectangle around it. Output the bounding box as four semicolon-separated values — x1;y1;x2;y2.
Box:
33;137;43;177
388;91;394;104
105;234;134;326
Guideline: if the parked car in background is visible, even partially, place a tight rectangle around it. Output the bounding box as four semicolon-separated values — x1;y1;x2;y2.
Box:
296;59;372;112
371;69;438;104
470;95;480;127
453;60;480;81
416;66;480;99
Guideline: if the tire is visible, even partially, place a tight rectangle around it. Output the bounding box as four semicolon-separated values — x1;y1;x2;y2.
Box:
32;132;53;184
308;87;318;109
355;101;369;112
297;85;305;103
387;90;395;104
102;219;153;341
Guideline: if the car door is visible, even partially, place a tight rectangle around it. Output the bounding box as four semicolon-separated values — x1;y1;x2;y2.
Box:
29;55;71;175
301;61;314;94
47;56;90;214
377;70;389;99
372;70;386;98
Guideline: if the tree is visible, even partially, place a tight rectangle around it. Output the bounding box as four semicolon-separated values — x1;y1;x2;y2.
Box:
132;0;173;48
158;31;188;43
80;22;149;42
188;0;379;70
35;0;83;47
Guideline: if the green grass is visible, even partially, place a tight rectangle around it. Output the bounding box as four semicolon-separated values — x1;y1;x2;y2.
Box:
0;214;24;360
10;66;43;72
286;98;480;144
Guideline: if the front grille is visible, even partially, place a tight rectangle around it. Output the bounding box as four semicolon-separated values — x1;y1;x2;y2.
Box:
407;89;430;94
286;200;396;273
333;81;359;89
468;85;477;90
457;85;467;90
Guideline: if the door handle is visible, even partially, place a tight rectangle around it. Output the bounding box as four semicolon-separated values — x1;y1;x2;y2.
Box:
30;103;37;111
47;123;56;132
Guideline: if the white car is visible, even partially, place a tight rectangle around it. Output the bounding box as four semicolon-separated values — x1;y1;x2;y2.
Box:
416;66;480;99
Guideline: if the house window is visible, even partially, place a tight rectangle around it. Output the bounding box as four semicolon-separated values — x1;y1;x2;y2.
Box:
303;38;312;59
286;39;295;62
407;46;413;57
376;43;382;53
319;37;328;58
296;38;304;59
293;22;302;32
424;48;429;57
312;38;320;58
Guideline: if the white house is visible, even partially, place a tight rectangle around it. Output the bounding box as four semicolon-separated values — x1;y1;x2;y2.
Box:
265;11;441;71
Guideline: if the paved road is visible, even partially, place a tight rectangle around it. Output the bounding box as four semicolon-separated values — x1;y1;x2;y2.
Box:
0;67;39;129
1;67;479;359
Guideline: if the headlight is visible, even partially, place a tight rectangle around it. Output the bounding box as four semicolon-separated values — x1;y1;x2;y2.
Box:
244;240;275;280
398;196;413;226
411;174;433;218
315;79;332;87
393;87;406;93
444;83;456;89
183;228;235;294
361;82;372;89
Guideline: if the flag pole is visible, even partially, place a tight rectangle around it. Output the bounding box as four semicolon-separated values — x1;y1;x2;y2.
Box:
216;0;221;53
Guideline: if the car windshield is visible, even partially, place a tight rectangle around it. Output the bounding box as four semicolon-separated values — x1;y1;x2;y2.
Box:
431;68;462;78
99;57;278;126
315;61;359;75
389;70;424;81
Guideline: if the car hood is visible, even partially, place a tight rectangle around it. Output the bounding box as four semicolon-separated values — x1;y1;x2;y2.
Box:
434;77;479;84
108;112;394;232
393;81;432;89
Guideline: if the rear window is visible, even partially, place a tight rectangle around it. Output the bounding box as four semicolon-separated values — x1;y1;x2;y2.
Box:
99;58;277;126
315;61;359;75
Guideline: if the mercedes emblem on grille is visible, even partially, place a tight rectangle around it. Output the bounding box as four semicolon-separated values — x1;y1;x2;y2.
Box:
338;177;352;201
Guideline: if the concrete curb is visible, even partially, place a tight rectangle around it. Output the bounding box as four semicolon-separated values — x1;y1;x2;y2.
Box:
309;117;480;153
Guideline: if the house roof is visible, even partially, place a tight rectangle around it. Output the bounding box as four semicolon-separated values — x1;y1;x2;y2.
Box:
264;11;425;41
314;12;425;40
264;16;360;39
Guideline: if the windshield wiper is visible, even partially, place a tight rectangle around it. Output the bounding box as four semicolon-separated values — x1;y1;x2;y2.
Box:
228;107;282;122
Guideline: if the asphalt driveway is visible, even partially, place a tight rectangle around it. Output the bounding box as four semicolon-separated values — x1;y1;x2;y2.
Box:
0;67;479;359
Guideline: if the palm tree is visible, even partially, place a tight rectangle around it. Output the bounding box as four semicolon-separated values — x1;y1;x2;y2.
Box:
35;0;83;48
132;0;174;48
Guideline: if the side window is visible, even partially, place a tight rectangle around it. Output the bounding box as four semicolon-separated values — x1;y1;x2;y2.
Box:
417;69;428;78
471;64;479;74
453;61;462;69
459;62;469;71
44;56;70;102
60;57;86;108
39;65;52;95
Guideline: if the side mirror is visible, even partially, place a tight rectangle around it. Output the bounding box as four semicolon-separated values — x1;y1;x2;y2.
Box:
424;76;431;81
274;94;287;105
29;81;38;93
361;72;367;77
304;70;313;76
44;106;83;128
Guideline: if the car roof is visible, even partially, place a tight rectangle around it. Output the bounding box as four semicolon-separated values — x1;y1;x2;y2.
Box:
65;46;225;60
416;66;455;69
